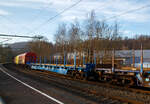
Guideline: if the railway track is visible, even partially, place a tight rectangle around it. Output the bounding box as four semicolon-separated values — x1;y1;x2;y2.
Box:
34;68;150;95
25;70;150;104
3;64;150;104
21;65;150;95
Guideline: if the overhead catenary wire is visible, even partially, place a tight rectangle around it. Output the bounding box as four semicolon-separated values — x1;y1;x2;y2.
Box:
104;4;150;21
0;0;149;42
0;17;17;35
0;16;31;44
0;14;39;45
0;14;43;43
0;34;43;39
30;2;150;37
0;0;52;39
0;16;21;44
0;14;33;35
25;0;53;29
0;38;12;43
27;0;83;35
0;1;53;44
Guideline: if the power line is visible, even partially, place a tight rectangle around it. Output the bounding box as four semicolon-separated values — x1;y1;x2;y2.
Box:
25;1;53;29
0;38;12;39
0;17;17;34
0;2;53;42
27;0;83;35
0;34;43;39
0;38;12;43
94;0;140;16
0;13;34;35
30;1;150;36
104;4;150;21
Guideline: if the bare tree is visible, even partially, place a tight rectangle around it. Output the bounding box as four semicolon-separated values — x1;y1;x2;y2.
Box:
28;36;53;60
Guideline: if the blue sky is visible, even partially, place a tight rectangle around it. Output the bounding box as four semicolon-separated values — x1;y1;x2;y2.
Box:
0;0;150;44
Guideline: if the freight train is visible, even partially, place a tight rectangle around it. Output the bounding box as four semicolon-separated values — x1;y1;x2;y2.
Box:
14;52;150;87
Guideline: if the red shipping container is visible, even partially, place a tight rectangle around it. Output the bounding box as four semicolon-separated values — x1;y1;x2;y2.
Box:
16;52;37;64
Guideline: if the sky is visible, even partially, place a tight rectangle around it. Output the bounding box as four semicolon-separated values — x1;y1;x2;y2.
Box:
0;0;150;44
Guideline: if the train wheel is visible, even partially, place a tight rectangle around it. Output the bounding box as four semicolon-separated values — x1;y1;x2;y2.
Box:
70;71;74;78
83;73;88;80
80;73;86;80
75;73;80;79
72;72;77;79
123;79;133;87
94;73;99;81
104;77;107;82
66;71;71;77
121;79;125;85
80;73;83;80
